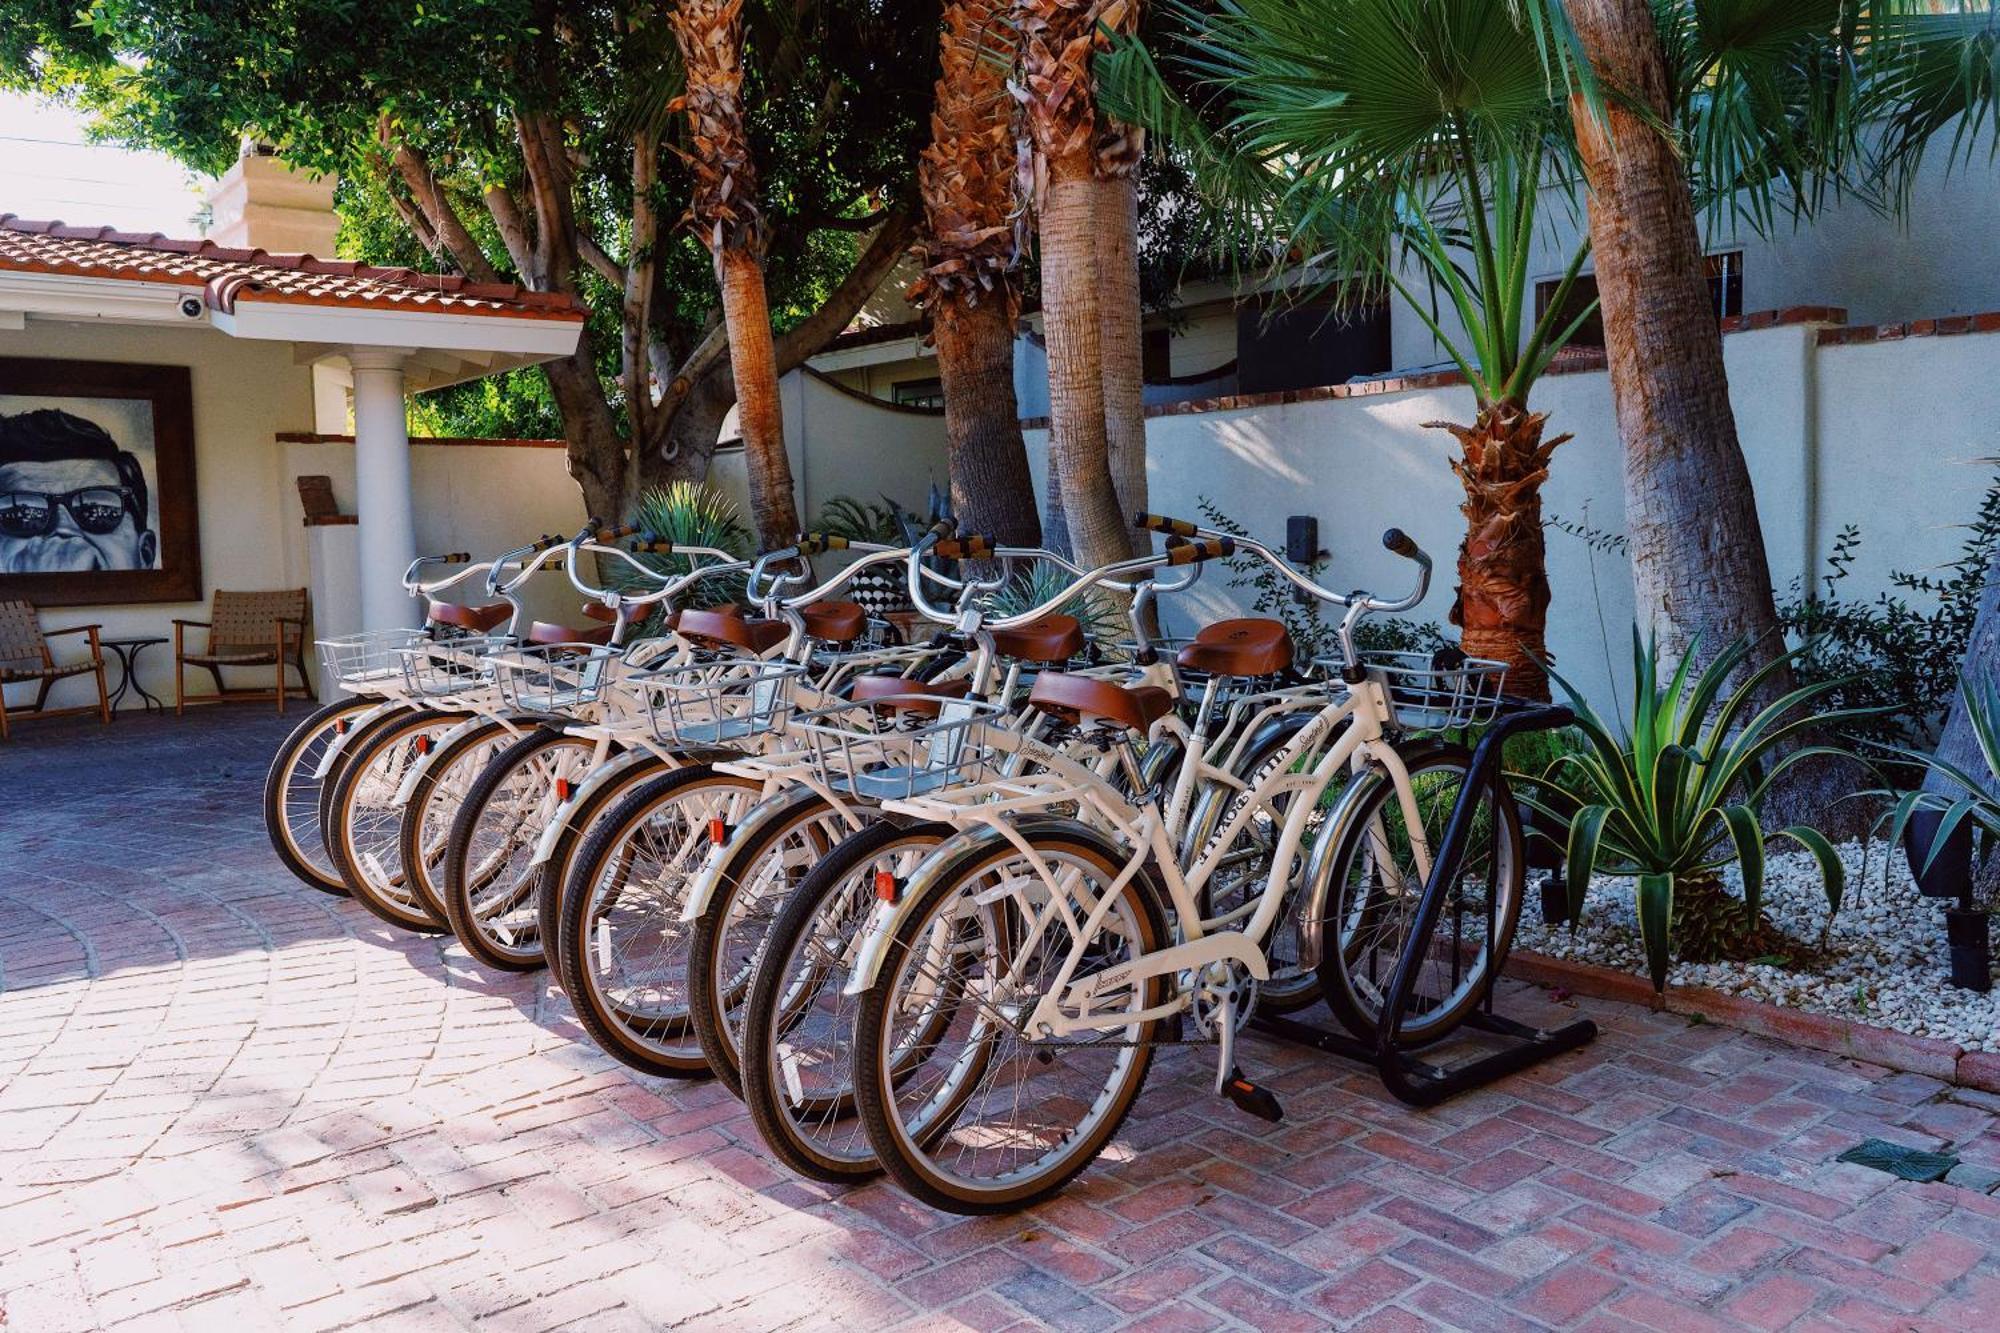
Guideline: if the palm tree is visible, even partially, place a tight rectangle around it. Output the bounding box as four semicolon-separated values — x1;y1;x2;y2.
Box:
1015;0;1139;569
911;0;1043;547
1093;1;1152;541
1562;0;2000;664
672;0;801;549
1103;1;1596;699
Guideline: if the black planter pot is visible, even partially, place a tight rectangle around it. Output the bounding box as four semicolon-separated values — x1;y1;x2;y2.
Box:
1519;799;1571;925
1946;908;1993;993
1902;808;1974;902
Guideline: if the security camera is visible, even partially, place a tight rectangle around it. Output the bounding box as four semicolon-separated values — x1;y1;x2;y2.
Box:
179;296;204;319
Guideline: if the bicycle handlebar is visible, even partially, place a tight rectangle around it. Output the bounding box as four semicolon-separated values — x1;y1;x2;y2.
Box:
1131;512;1431;615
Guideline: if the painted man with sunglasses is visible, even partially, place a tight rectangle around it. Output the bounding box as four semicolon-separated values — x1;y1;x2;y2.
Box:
0;409;157;574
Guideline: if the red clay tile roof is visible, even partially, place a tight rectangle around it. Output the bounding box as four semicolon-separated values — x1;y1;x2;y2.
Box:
0;214;584;322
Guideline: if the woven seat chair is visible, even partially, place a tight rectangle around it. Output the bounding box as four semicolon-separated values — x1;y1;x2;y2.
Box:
174;588;313;715
0;600;110;740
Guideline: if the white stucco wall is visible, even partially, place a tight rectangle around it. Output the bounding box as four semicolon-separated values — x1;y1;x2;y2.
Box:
711;369;951;528
1022;317;2000;712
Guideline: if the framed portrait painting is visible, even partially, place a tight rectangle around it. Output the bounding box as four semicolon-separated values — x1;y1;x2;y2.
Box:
0;358;201;606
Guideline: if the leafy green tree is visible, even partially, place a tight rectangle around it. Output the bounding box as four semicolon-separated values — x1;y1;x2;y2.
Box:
5;1;936;530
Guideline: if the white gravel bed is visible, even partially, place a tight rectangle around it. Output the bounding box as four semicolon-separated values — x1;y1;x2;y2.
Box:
1513;840;2000;1053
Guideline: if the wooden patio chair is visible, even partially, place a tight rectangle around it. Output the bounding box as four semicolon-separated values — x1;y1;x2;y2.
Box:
174;588;313;715
0;600;111;740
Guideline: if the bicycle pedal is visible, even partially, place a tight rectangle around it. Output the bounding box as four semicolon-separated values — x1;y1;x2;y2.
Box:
1221;1068;1284;1123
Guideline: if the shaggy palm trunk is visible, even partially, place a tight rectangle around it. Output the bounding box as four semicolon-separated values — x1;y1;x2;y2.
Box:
1042;450;1072;557
1673;873;1789;965
1041;153;1133;569
1565;0;1787;671
1432;401;1567;702
1096;171;1148;536
719;248;800;547
1568;0;1862;829
934;298;1042;546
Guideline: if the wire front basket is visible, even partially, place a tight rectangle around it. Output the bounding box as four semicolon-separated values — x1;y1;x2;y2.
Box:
487;643;623;714
319;628;498;692
395;634;507;698
786;695;1007;801
639;657;805;748
1360;650;1508;730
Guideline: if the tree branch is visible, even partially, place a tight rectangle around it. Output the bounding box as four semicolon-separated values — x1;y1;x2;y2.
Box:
380;128;502;283
772;194;919;375
483;183;536;278
622;124;662;445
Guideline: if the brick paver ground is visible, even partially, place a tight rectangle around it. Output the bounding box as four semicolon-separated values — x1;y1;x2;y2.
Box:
3;710;2000;1331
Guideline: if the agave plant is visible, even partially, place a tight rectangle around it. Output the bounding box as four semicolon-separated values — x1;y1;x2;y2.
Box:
983;561;1127;654
1517;632;1868;991
627;480;751;610
814;495;905;544
1878;673;2000;885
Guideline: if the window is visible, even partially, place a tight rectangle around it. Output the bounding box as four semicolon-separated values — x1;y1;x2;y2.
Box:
1535;275;1605;348
1235;296;1392;395
1535;250;1745;349
891;377;944;410
1141;327;1173;383
1706;250;1744;321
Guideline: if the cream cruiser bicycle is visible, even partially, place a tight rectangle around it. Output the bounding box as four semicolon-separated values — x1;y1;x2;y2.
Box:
260;530;579;900
684;527;1222;1102
841;522;1523;1212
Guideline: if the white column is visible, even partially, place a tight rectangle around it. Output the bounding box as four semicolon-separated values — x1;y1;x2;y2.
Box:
349;348;419;631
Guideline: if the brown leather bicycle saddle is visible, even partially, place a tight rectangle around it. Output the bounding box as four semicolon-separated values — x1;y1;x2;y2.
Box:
991;615;1084;665
849;674;972;716
1029;673;1175;734
1176;617;1293;677
674;607;789;654
800;599;867;645
427;599;511;633
527;619;616;647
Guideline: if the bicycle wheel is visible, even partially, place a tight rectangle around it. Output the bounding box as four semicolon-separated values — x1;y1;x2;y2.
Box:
440;728;604;971
853;825;1170;1214
1185;714;1329;1014
397;717;519;919
317;703;410;866
1314;744;1524;1047
556;766;765;1077
325;708;466;932
740;818;953;1183
263;696;375;895
535;752;674;976
688;793;855;1098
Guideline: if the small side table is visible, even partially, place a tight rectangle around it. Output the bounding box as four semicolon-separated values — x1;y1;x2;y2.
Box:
102;636;168;714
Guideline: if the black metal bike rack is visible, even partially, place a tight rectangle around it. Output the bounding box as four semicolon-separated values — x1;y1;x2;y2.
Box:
1250;701;1598;1107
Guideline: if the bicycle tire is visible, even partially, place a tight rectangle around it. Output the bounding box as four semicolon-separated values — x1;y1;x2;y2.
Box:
325;707;464;932
263;696;374;895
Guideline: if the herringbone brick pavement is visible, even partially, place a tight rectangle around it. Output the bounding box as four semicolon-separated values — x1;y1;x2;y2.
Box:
2;711;1997;1330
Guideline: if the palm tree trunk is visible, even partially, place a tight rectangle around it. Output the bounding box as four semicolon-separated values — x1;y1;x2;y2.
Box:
1041;152;1133;569
718;247;800;546
1565;0;1786;671
933;297;1042;546
1430;402;1567;702
1042;447;1071;557
1096;170;1148;536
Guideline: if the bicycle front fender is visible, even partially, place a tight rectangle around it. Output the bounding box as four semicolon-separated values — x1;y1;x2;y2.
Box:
677;785;830;923
391;713;522;807
311;700;406;780
528;748;661;868
840;816;1116;997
